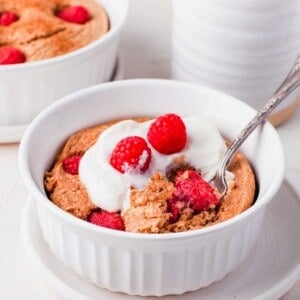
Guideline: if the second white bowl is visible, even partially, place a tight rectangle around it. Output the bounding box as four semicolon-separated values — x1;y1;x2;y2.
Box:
0;0;129;127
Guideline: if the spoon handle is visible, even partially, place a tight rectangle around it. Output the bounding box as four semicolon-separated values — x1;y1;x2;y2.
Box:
221;55;300;170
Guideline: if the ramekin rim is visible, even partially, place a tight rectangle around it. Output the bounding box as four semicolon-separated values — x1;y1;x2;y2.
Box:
18;79;285;241
0;0;129;72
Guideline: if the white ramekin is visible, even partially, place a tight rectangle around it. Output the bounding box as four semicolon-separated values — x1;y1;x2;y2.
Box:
0;0;129;126
19;79;285;296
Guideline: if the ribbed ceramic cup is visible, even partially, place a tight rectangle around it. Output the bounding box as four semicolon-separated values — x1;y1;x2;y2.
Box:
19;79;285;296
171;0;300;114
0;0;129;126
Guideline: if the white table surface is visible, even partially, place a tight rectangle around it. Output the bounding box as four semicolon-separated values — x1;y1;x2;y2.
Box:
0;0;299;299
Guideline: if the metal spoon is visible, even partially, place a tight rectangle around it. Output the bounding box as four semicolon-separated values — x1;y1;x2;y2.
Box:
215;55;300;197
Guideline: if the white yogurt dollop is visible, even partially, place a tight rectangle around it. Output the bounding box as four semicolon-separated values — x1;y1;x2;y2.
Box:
79;117;230;212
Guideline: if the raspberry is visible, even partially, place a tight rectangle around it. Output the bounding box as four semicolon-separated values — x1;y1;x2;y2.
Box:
167;197;186;223
110;136;152;174
0;46;26;65
88;210;125;231
173;170;219;211
0;11;19;26
147;113;187;154
57;6;91;24
62;155;82;175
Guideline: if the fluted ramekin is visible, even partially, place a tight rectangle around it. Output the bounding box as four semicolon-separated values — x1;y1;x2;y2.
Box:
0;0;128;127
19;79;285;296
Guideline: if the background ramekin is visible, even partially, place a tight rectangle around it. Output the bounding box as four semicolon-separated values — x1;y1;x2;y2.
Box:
19;79;285;296
0;0;129;127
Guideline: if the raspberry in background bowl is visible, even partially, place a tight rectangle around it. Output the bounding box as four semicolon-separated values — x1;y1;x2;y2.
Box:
0;0;128;127
19;79;285;296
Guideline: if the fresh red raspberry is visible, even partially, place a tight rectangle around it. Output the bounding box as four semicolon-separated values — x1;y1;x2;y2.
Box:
0;46;26;65
147;113;187;154
110;136;152;174
57;6;91;24
88;210;125;231
62;155;82;175
173;170;219;211
0;11;19;26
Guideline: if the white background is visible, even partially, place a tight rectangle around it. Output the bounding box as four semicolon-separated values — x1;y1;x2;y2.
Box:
0;0;299;298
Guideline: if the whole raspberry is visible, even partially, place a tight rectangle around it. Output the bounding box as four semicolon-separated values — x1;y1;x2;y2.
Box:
88;210;125;231
110;136;152;174
174;170;219;211
62;155;82;175
57;6;91;24
0;46;26;65
0;11;19;26
147;113;187;154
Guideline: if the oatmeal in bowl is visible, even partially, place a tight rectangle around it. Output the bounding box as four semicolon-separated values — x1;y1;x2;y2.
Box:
0;0;109;63
19;79;284;296
44;113;256;233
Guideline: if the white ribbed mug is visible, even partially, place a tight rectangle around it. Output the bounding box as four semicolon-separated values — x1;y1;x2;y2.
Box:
171;0;300;124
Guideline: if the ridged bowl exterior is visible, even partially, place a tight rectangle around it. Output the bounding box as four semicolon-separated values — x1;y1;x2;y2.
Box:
37;201;264;296
0;0;129;126
171;0;300;110
19;79;285;296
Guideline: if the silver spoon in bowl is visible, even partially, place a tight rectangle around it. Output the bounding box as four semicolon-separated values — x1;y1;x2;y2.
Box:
215;55;300;197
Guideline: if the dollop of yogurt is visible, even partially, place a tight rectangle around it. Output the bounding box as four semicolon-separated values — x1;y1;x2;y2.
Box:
79;117;231;212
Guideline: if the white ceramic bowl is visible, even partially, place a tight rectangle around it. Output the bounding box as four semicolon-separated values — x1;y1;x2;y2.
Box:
19;79;285;296
0;0;129;127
